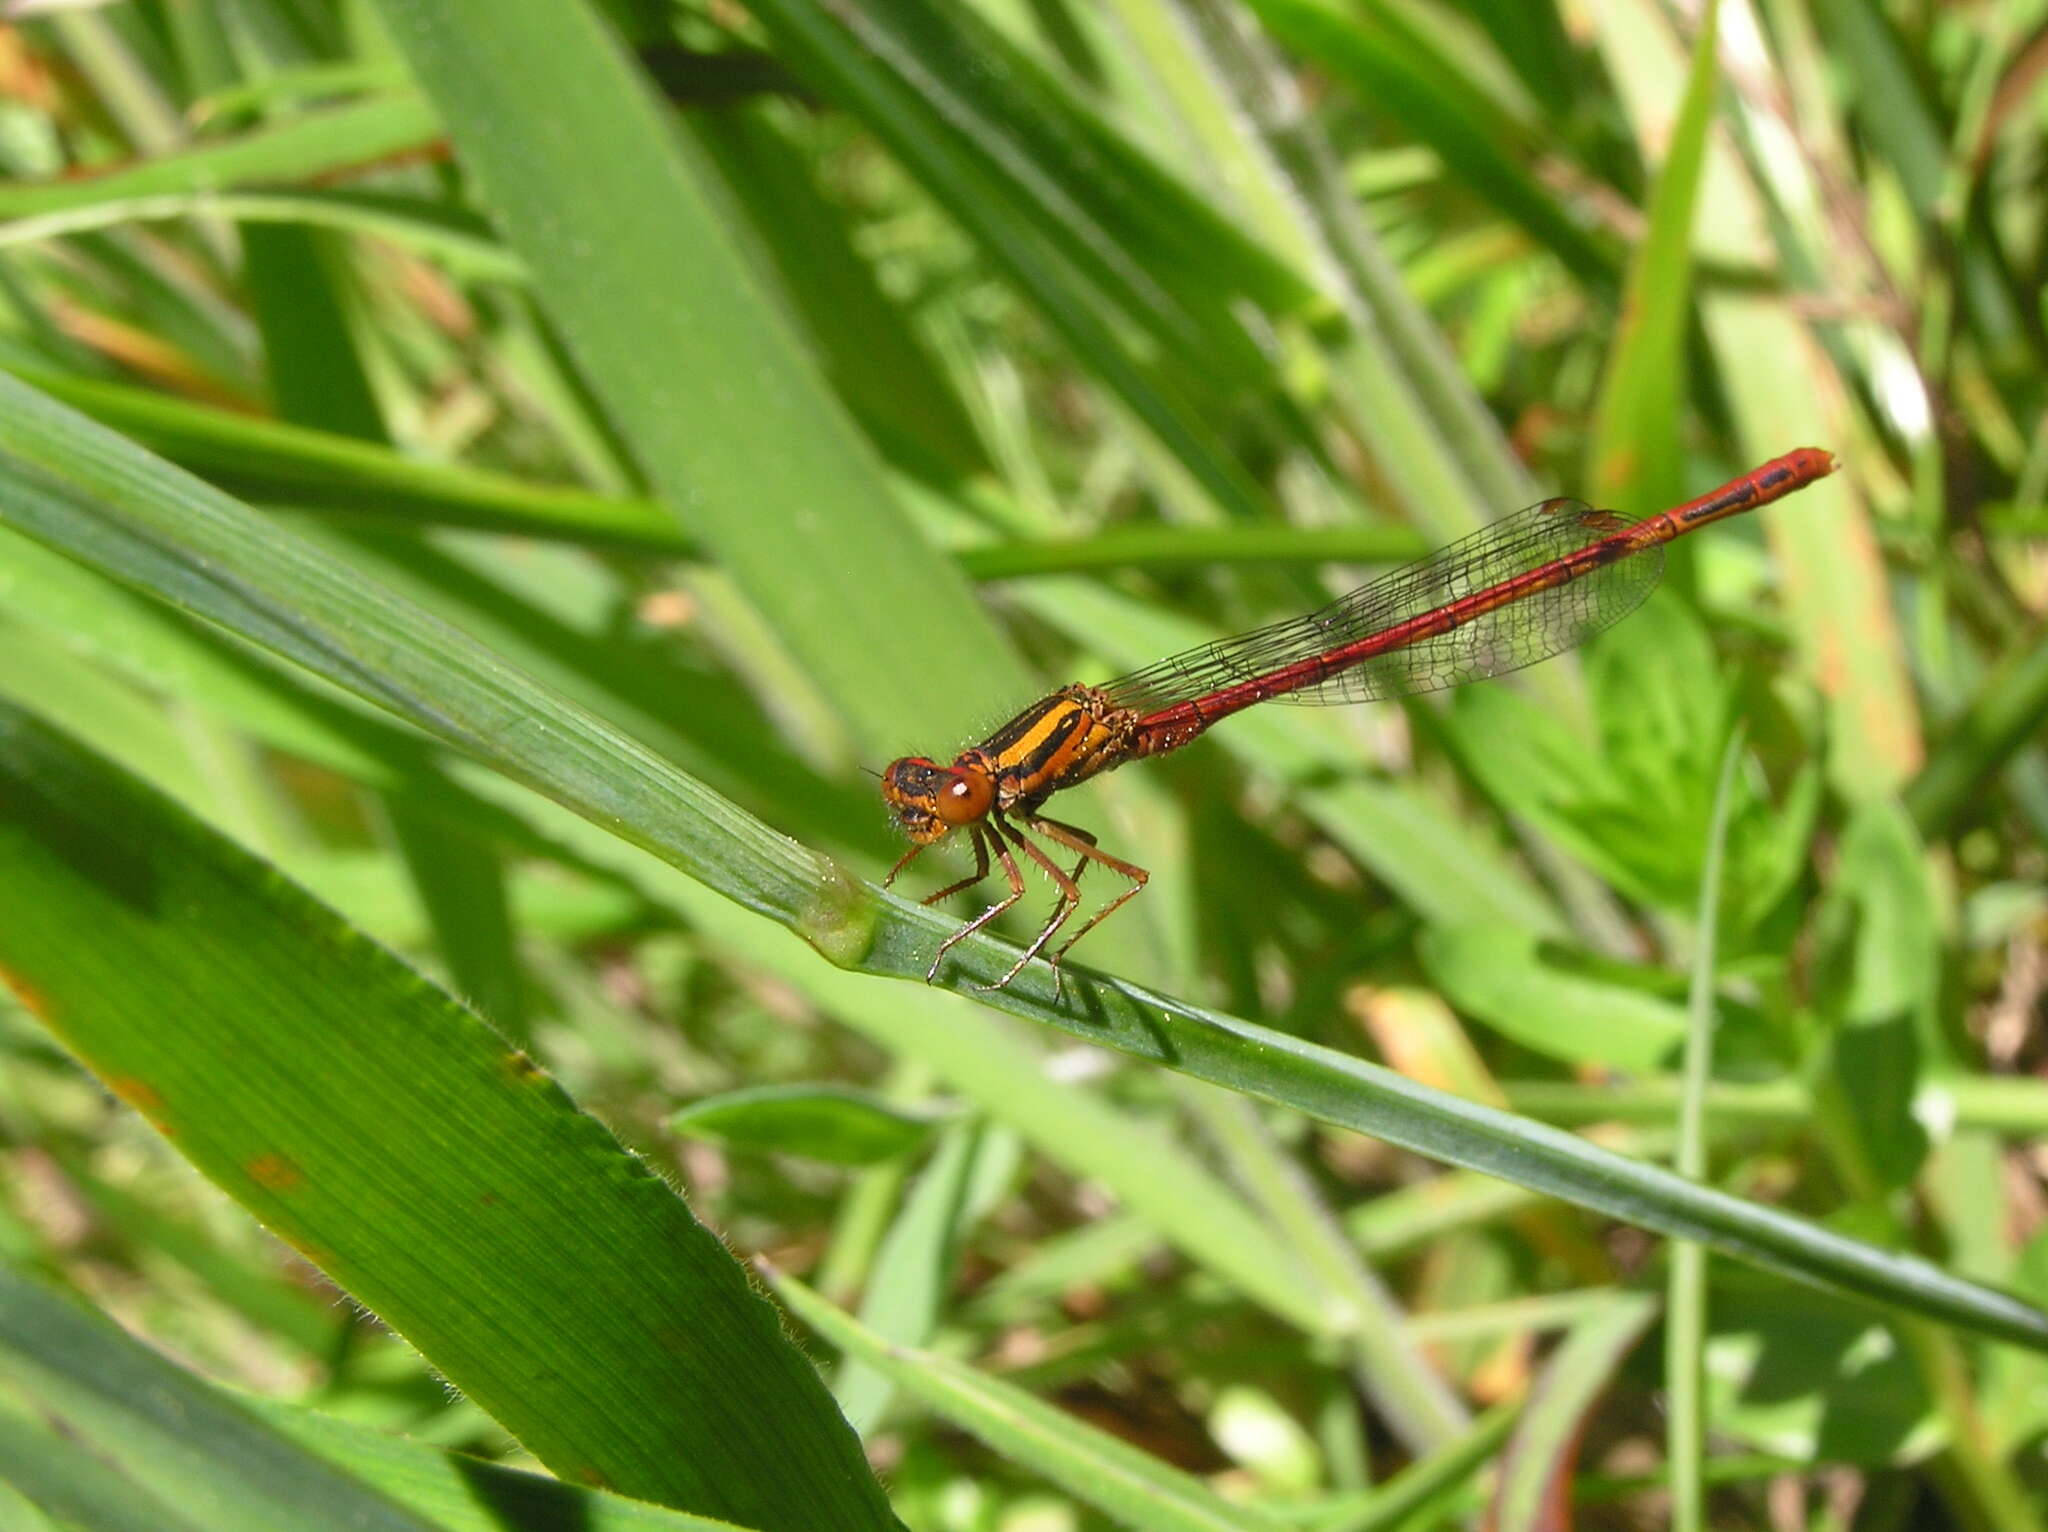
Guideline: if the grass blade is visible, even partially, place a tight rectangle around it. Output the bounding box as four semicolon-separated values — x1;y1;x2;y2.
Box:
772;1269;1291;1532
1668;722;1746;1532
370;0;1029;753
0;704;895;1527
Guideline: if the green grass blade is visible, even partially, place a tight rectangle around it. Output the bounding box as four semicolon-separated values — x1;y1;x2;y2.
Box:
833;1125;993;1431
0;1261;445;1532
1905;627;2048;837
1184;1084;1468;1450
244;1396;767;1531
0;94;441;219
0;1398;214;1532
1315;1399;1521;1532
4;370;693;550
0;706;895;1528
1238;0;1614;291
369;0;1029;753
731;0;1277;519
1490;1293;1660;1530
1668;722;1745;1532
772;1270;1292;1532
0;1258;764;1531
1585;0;1719;510
0;188;525;285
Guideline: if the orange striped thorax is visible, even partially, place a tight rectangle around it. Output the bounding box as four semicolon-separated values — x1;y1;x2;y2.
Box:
879;685;1140;844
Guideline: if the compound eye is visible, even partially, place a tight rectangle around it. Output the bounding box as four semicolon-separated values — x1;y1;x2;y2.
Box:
933;768;993;826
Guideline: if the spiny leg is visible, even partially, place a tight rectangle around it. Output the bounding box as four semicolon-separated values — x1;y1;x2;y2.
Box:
983;816;1085;995
883;842;924;889
1047;816;1095;887
926;824;1025;984
918;823;992;907
1021;813;1150;972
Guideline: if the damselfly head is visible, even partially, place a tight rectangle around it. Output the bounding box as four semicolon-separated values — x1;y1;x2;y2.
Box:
880;755;994;843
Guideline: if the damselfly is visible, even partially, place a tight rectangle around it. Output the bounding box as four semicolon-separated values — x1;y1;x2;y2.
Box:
883;449;1836;989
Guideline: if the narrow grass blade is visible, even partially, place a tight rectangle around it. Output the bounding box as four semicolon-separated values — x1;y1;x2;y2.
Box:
0;189;523;285
1490;1293;1660;1530
1905;628;2048;836
771;1269;1293;1532
1237;0;1614;291
6;370;692;551
1668;722;1746;1532
0;95;442;219
1185;1083;1468;1451
834;1125;1000;1431
732;0;1279;519
1314;1399;1521;1532
1586;0;1720;511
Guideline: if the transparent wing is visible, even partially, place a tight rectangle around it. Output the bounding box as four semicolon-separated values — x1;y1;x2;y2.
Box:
1096;500;1664;714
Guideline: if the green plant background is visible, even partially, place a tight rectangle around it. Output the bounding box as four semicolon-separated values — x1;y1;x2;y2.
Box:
0;1;2044;1529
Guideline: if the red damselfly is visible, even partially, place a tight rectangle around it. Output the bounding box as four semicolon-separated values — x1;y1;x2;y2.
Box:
882;449;1836;989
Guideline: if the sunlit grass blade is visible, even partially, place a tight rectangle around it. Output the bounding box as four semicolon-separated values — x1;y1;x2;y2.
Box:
1184;1083;1468;1450
1489;1293;1659;1530
0;95;442;219
730;0;1281;519
1315;1400;1521;1532
368;0;1028;754
772;1268;1292;1532
1586;0;1720;511
1583;0;1923;801
0;189;523;285
1667;723;1746;1532
1237;0;1614;292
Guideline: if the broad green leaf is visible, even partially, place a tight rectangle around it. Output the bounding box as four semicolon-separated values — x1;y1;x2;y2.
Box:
0;1260;445;1532
0;1258;764;1531
1702;1276;1936;1466
1822;1015;1931;1192
0;704;894;1528
1420;926;1686;1071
